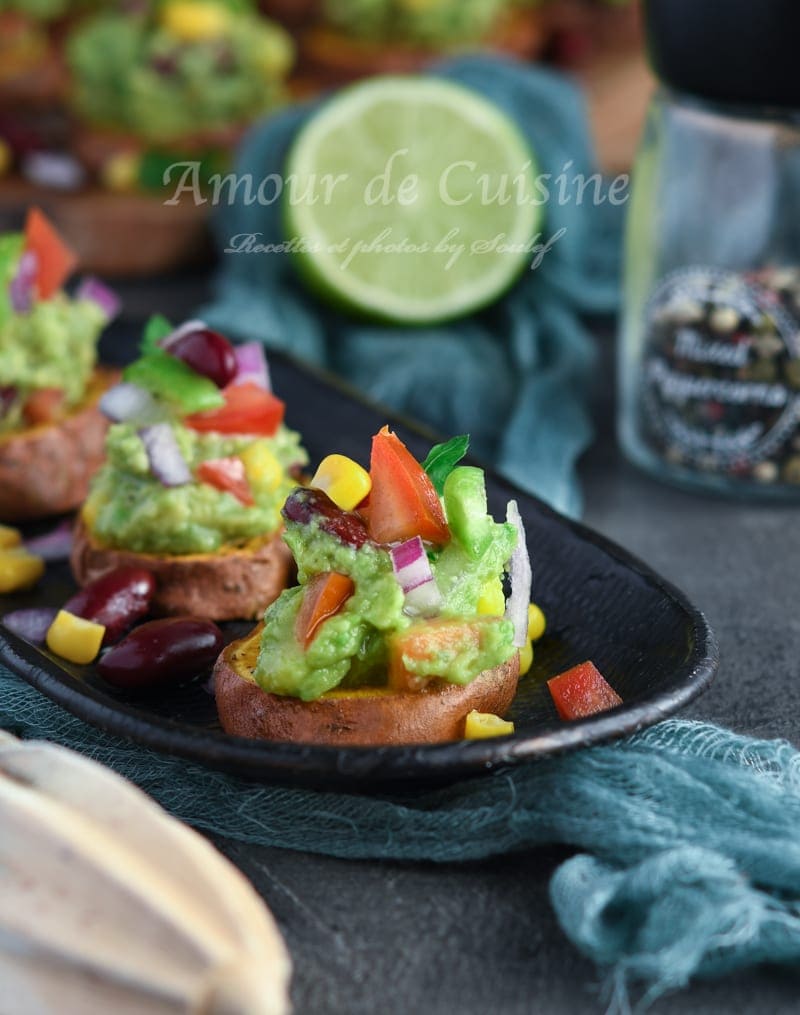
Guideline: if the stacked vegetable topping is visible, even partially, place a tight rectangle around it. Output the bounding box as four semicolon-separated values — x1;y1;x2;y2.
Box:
254;428;540;704
87;318;306;555
0;208;117;435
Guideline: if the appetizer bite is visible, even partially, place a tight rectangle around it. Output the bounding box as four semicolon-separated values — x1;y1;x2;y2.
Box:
215;428;535;745
66;0;294;192
0;209;118;522
70;318;307;621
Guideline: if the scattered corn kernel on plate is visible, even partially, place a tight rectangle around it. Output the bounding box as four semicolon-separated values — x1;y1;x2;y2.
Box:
0;354;718;790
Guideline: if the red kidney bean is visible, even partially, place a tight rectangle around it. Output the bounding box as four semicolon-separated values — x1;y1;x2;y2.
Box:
282;487;370;548
168;327;237;388
97;617;224;691
64;568;156;646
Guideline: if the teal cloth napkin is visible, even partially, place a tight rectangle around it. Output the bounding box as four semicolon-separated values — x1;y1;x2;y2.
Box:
201;56;624;518
4;663;800;1011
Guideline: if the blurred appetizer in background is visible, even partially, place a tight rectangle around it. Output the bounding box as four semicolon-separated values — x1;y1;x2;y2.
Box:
0;208;118;522
300;0;546;82
66;0;294;193
71;319;307;621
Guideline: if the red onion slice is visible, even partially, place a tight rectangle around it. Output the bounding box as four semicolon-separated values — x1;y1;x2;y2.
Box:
390;536;442;617
232;342;271;391
100;382;157;423
25;519;73;561
138;423;191;487
76;277;121;321
505;500;532;648
9;250;38;313
3;607;58;645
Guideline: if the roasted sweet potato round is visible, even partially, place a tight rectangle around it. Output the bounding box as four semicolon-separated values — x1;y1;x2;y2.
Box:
0;368;117;523
214;628;520;746
71;518;293;622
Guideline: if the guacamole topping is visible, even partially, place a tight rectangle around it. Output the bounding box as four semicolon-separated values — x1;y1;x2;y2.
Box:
67;2;293;143
86;317;307;556
322;0;507;46
0;217;111;435
254;430;521;701
86;423;306;555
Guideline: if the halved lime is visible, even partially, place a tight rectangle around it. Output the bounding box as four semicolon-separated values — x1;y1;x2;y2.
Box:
283;76;541;325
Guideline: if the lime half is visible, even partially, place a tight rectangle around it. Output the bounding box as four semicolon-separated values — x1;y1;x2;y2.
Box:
284;76;541;325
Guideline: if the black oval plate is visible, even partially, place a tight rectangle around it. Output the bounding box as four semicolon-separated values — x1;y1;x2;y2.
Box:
0;352;719;790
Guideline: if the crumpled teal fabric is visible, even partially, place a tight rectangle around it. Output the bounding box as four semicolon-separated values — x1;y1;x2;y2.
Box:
3;659;800;1012
201;56;624;517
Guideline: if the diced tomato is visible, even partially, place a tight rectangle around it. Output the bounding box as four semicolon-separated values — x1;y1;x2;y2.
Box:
547;661;622;720
196;456;255;506
184;382;285;436
388;619;482;693
366;426;449;545
22;387;64;426
24;207;77;299
295;571;354;649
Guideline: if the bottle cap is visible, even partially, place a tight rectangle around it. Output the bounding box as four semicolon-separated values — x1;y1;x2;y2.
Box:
644;0;800;109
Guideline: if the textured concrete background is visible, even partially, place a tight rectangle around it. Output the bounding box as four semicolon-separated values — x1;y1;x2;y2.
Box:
113;280;800;1014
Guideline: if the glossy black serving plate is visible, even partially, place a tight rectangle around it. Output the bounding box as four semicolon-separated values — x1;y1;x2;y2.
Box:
0;352;719;790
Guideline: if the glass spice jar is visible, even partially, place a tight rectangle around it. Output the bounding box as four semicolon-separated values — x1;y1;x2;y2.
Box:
619;0;800;497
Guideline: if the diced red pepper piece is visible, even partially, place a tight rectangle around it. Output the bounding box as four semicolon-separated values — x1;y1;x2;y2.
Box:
24;207;77;299
366;426;449;545
196;456;255;506
295;571;354;649
185;382;284;436
547;661;622;720
23;387;64;426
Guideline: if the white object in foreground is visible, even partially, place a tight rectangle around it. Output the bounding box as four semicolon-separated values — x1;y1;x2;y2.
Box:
0;731;291;1015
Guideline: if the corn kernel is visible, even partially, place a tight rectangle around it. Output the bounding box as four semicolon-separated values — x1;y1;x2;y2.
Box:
477;576;505;616
46;610;105;665
464;710;515;739
311;454;371;511
101;151;141;193
240;444;283;492
0;548;44;594
0;524;22;550
518;640;533;676
528;602;546;642
161;1;231;41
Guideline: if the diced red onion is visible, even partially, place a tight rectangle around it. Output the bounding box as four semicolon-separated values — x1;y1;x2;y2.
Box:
100;382;156;423
138;423;191;487
3;607;58;645
25;519;73;561
390;536;442;617
21;151;85;191
159;319;207;351
9;250;38;312
76;276;121;321
505;500;532;648
232;342;271;391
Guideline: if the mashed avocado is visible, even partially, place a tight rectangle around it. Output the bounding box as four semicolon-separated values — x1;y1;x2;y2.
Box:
254;478;517;700
322;0;507;46
67;5;293;143
0;294;106;435
86;422;307;555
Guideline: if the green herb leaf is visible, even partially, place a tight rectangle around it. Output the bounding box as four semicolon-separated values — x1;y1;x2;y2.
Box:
140;314;173;354
422;434;470;494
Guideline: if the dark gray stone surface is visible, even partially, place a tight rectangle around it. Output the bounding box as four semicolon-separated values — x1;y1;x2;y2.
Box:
118;286;800;1013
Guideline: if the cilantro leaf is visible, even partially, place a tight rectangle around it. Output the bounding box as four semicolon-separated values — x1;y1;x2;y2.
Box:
141;314;173;354
422;434;470;494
